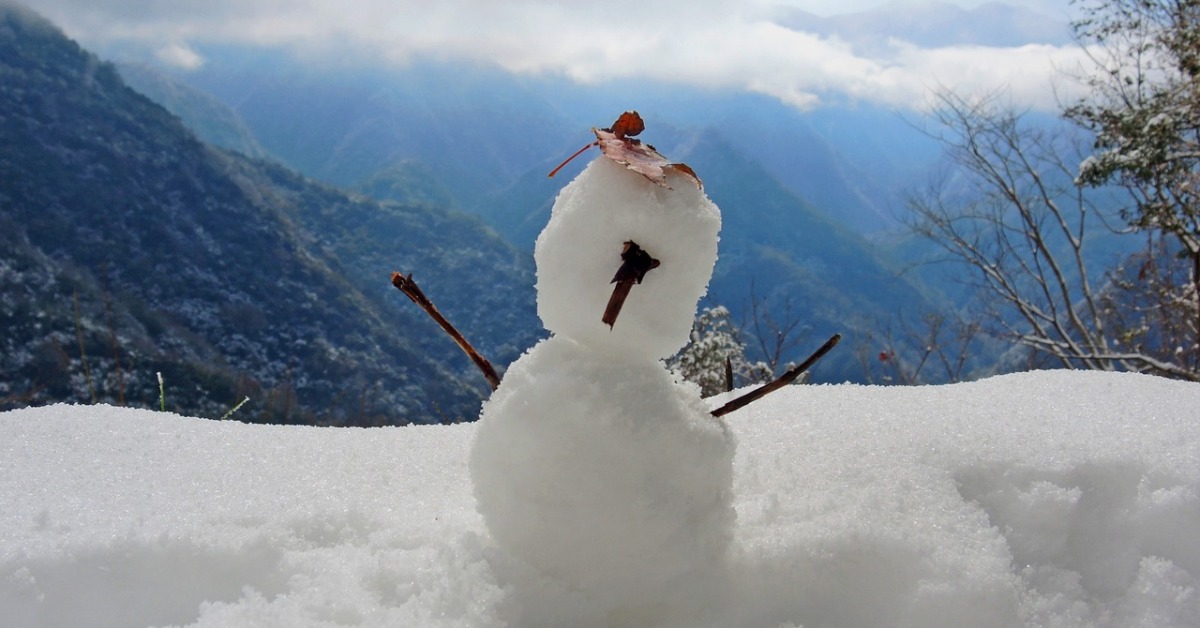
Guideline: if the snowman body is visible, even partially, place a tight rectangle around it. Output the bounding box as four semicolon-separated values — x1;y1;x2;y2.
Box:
470;157;735;608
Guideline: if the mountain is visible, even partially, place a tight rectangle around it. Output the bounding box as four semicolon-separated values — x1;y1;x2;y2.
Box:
156;51;940;237
679;133;940;380
168;48;579;212
119;46;952;381
0;4;539;424
143;47;955;247
115;61;269;160
116;62;468;219
702;96;940;234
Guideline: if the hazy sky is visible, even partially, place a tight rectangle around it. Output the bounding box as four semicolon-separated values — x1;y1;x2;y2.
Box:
19;0;1089;110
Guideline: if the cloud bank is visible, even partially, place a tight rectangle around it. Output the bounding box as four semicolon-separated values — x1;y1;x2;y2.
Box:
20;0;1090;110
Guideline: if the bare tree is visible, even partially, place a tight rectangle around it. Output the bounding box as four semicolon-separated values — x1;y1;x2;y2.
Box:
859;310;982;385
746;284;809;376
907;90;1200;381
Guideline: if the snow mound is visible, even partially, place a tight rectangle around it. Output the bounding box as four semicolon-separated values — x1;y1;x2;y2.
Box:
2;370;1199;627
534;157;721;359
725;370;1200;627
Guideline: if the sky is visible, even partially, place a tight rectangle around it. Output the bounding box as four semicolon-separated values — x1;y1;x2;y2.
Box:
17;0;1089;110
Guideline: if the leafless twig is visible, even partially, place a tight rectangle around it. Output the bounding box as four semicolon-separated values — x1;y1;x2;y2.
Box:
391;272;501;391
711;333;841;418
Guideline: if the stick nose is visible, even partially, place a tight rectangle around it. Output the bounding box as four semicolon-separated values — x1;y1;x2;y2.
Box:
602;240;660;329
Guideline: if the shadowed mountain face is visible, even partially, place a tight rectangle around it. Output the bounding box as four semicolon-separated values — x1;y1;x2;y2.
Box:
0;4;539;424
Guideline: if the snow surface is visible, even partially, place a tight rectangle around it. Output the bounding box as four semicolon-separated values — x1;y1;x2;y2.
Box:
3;370;1200;627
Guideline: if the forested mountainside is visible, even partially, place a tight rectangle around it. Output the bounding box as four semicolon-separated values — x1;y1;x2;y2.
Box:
0;4;539;425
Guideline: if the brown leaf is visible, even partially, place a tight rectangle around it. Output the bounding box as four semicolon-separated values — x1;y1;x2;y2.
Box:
548;112;702;189
609;110;645;139
666;162;701;185
593;127;671;187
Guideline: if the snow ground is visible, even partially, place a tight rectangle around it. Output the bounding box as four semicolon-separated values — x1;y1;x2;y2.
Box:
2;370;1199;627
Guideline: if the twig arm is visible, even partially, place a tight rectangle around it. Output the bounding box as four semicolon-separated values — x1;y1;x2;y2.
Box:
391;272;502;392
711;333;841;418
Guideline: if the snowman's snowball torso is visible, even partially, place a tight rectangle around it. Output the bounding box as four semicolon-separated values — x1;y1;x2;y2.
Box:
470;338;735;601
470;155;736;611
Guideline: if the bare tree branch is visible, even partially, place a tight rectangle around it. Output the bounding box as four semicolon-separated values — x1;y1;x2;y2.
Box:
391;272;502;391
905;89;1199;381
712;333;841;418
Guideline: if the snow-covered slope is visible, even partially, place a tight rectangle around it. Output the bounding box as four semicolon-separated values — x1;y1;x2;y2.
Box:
2;370;1199;627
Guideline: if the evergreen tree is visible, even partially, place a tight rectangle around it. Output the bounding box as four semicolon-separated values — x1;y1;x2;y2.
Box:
668;306;771;397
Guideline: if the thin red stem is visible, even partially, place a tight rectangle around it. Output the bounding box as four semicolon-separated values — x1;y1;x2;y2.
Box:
548;141;597;178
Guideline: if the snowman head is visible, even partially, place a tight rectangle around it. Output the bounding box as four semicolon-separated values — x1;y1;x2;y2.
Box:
534;156;721;360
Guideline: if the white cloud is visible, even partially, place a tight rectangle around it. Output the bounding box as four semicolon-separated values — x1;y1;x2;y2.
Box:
154;42;204;70
863;41;1095;109
22;0;1087;111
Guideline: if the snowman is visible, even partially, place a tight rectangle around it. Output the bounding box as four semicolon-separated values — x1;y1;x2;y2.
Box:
469;113;737;619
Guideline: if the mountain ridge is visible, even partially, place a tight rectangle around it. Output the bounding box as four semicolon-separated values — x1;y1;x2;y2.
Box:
0;4;539;424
